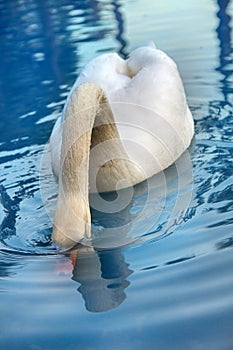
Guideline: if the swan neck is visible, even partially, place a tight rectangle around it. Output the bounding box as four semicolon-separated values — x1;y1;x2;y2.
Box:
52;82;144;247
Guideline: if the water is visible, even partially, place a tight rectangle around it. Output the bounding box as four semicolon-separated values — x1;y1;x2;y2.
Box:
0;0;233;349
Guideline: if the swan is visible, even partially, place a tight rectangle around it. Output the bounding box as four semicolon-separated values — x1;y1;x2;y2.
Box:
50;42;194;247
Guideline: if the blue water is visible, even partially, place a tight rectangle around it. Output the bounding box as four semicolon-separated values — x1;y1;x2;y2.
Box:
0;0;233;349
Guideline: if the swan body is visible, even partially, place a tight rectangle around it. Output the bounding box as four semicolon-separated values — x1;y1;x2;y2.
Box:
50;43;194;247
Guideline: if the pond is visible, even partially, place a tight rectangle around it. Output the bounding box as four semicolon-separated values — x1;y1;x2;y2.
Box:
0;0;233;349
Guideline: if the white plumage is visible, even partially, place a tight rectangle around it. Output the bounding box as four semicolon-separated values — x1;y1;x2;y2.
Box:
51;43;194;184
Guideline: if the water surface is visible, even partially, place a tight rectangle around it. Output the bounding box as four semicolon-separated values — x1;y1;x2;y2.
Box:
0;0;233;349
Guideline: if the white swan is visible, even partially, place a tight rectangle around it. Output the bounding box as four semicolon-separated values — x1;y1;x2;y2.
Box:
50;42;194;247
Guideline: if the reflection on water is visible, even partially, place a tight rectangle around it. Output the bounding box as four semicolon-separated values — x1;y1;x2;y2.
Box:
191;0;232;218
0;0;126;153
111;0;127;57
216;0;233;102
0;0;233;349
72;246;132;312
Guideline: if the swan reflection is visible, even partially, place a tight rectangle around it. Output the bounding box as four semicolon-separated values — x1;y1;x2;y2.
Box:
65;146;194;313
71;246;133;312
